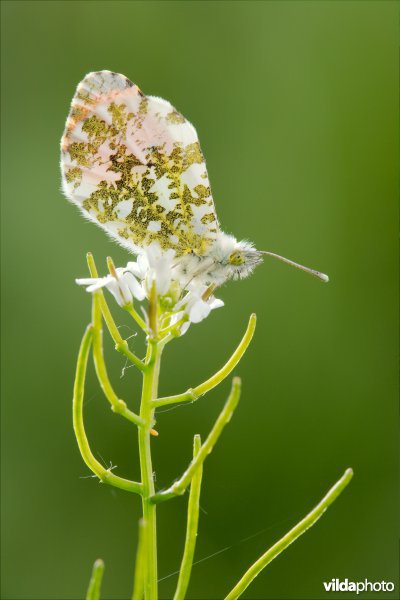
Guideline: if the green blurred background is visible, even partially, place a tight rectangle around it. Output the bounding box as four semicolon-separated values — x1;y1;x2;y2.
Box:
1;1;398;599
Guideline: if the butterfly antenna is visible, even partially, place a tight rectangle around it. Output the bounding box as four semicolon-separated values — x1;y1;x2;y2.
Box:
259;251;329;282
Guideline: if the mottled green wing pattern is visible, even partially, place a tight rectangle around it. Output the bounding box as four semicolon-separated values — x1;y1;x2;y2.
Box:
61;71;219;256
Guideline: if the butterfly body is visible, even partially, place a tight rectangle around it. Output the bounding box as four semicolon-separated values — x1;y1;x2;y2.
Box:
173;234;262;286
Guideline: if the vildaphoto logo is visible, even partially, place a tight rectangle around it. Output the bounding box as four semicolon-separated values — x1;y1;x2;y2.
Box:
323;579;395;594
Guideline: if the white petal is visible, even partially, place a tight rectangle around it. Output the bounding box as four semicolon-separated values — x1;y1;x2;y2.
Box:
155;261;171;295
75;277;99;286
209;298;224;309
124;272;146;301
189;300;211;323
116;280;132;306
180;321;190;335
107;279;126;306
146;242;162;267
85;283;104;293
126;261;142;278
86;276;114;292
137;254;149;276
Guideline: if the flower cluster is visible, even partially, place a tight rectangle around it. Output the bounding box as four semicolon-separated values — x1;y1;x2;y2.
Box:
76;243;224;334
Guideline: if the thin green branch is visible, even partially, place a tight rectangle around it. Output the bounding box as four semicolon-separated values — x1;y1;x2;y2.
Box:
115;339;146;371
132;519;146;600
224;468;354;600
87;253;146;370
153;314;256;408
125;303;149;334
91;293;144;426
151;377;241;504
173;435;203;600
73;325;142;495
86;559;105;600
87;253;124;344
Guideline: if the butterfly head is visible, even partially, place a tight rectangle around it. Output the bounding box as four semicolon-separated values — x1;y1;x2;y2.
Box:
206;233;263;283
226;241;264;280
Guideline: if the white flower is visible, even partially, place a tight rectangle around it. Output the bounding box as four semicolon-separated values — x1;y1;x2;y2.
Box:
76;268;145;307
173;283;224;334
76;245;224;333
127;243;176;297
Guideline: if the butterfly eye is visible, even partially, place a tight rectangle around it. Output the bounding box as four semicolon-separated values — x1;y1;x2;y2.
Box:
229;251;245;266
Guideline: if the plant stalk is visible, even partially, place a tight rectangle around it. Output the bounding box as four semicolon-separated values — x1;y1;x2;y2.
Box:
173;435;203;600
138;339;162;600
224;468;354;600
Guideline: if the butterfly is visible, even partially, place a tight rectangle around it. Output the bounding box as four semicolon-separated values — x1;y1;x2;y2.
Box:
61;70;328;286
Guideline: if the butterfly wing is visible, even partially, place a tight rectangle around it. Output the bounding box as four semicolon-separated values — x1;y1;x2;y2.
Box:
61;71;219;256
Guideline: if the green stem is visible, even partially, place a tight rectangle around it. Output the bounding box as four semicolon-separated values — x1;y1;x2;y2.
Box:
91;294;144;426
73;325;142;495
151;377;241;504
153;314;256;407
87;253;124;343
87;253;145;370
224;468;354;600
125;303;149;333
132;519;146;600
86;559;105;600
173;435;203;600
115;340;146;371
138;339;162;599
